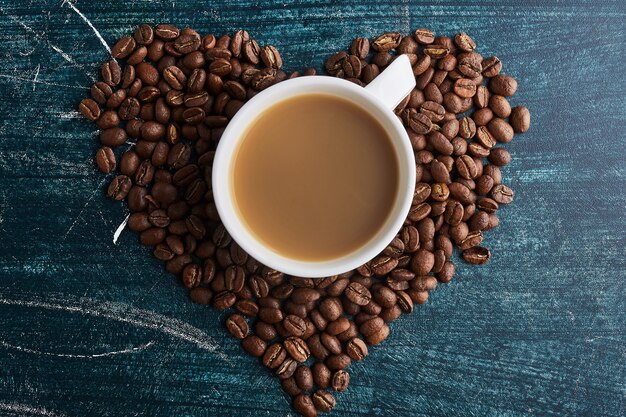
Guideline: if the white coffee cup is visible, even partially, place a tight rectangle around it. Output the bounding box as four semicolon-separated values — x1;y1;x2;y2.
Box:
213;55;416;278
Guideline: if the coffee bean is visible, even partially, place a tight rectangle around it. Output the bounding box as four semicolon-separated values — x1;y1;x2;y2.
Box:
281;377;301;397
489;95;511;118
213;291;236;310
293;394;317;417
454;78;477;98
312;390;335;413
260;45;283;69
490;184;514;204
454;32;476;51
154;24;179;40
424;44;450;58
189;287;212;305
276;358;298;380
488;118;514;143
294;365;314;391
414;28;435;44
95;146;115;173
284;337;310;362
262;343;287;368
112;36;136;59
101;60;121;86
283;314;307;337
488;148;512;166
489;74;517;96
242;335;267;357
345;337;368;361
403;108;432;134
344;282;371;306
482;56;502;77
372;32;402;51
78;98;101;121
462;246;491;265
510;106;531;133
457;52;482;78
350;37;370;58
331;370;350;392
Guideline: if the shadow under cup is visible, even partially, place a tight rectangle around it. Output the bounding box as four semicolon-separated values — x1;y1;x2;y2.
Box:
213;77;415;278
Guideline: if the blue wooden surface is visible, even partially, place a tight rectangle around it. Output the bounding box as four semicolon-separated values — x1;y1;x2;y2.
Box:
0;1;625;416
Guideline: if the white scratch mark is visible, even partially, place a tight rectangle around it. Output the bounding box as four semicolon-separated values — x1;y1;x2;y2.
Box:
62;177;108;241
0;403;66;417
63;0;112;54
32;64;40;91
0;8;38;35
57;110;82;119
18;46;36;57
0;74;84;90
48;43;94;82
0;340;155;359
113;213;129;244
0;7;93;79
0;294;229;360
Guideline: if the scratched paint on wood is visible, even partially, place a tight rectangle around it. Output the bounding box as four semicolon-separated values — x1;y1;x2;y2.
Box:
0;1;625;416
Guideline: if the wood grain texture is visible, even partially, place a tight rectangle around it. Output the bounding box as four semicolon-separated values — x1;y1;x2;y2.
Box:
0;1;625;416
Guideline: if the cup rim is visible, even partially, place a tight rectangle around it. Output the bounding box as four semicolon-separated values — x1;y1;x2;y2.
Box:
212;76;416;277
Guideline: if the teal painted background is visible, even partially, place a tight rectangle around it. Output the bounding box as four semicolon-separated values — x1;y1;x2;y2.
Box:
0;1;625;416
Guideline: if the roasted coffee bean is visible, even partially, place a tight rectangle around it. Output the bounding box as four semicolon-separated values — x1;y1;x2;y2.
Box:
482;56;502;77
462;246;491;265
311;362;332;389
284;337;310;362
90;81;112;104
424;44;450;58
489;74;517;96
260;45;283;69
283;314;307;337
101;60;121;86
454;32;476;51
293;394;317;417
331;370;350;392
403;108;432;134
281;377;301;397
262;343;287;368
344;337;368;361
78;98;101;121
112;36;136;59
489;95;512;118
491;184;514;204
311;390;335;413
488;148;512;166
189;287;212;305
242;335;267;357
510;106;531;133
410;249;435;276
107;175;131;200
213;290;236;310
95;146;115;173
226;314;249;339
182;263;202;288
326;353;351;371
488;118;514;143
350;37;370;58
319;297;343;321
291;287;321;304
276;358;297;380
294;365;314;391
372;32;402;51
344;282;371;306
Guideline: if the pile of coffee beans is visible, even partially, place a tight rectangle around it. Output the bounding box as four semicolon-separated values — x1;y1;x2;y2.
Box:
78;24;529;417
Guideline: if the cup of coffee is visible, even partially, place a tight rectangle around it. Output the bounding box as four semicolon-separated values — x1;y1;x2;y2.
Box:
213;55;416;278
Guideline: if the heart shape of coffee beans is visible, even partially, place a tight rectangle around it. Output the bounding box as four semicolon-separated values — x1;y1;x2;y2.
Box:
79;24;530;417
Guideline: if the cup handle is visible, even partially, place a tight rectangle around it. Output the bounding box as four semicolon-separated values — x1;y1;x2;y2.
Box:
364;54;416;111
